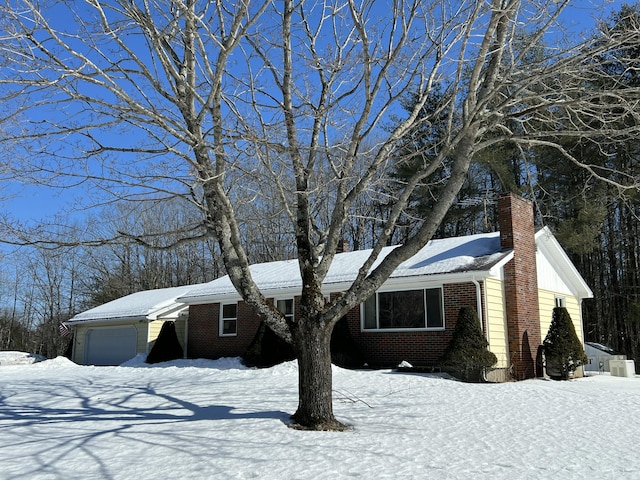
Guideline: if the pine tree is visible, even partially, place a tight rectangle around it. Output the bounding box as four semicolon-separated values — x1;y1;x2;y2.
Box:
543;307;588;380
440;307;497;381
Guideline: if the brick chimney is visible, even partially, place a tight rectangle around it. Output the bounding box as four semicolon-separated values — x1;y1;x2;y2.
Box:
498;193;541;380
336;239;350;253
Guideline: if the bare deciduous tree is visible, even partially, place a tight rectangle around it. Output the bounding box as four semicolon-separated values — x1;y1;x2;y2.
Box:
1;0;639;430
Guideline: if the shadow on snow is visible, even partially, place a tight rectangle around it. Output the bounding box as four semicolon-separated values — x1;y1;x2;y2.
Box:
0;380;290;479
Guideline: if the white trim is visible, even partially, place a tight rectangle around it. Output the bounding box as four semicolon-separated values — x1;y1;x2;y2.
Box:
275;297;295;323
554;296;567;308
148;303;189;321
472;277;485;335
146;321;152;354
361;286;445;332
177;272;497;306
219;302;238;337
535;227;593;299
66;315;147;326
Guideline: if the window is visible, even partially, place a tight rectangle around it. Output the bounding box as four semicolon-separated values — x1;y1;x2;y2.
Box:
220;303;237;336
555;296;566;308
276;299;294;322
362;288;444;331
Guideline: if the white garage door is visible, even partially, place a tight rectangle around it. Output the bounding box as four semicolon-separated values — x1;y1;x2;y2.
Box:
85;326;137;366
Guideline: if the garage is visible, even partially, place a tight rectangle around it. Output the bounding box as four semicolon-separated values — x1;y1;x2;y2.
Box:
85;326;137;366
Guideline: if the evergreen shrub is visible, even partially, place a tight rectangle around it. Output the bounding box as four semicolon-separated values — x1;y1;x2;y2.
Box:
543;307;588;380
146;321;183;364
440;306;497;381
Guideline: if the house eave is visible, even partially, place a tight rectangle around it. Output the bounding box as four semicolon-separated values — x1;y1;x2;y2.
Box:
178;270;497;306
147;303;189;320
535;226;593;299
65;315;149;326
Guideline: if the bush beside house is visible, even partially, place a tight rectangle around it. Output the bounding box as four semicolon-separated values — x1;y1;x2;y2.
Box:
440;306;497;381
543;306;588;380
146;321;184;364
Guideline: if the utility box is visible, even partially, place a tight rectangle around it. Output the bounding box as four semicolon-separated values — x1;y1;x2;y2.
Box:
609;359;636;378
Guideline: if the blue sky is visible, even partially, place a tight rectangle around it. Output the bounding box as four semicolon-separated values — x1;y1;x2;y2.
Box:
0;0;631;229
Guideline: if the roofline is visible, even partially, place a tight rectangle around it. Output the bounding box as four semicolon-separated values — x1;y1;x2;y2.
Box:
178;228;593;305
147;303;189;320
177;270;496;305
535;226;593;299
66;303;189;324
65;315;148;326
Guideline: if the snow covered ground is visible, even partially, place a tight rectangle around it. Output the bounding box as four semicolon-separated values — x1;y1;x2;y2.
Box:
1;352;638;480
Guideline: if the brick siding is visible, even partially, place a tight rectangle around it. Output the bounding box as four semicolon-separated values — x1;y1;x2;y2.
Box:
187;302;261;359
186;194;541;376
346;282;481;367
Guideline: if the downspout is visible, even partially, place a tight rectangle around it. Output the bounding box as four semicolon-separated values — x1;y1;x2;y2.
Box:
183;311;189;359
146;319;151;355
472;277;485;336
472;276;490;382
579;298;586;345
579;298;586;377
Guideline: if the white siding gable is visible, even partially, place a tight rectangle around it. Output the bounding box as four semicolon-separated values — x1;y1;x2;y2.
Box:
536;249;573;295
534;227;592;299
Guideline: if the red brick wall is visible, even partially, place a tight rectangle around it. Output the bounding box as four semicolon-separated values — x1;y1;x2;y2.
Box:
345;282;481;367
499;193;541;379
188;283;482;366
187;302;261;359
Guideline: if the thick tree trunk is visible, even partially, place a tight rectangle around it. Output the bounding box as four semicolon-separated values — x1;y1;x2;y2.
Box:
290;318;348;431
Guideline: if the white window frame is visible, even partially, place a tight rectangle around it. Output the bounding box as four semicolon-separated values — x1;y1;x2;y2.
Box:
361;287;445;332
276;298;295;323
219;302;238;337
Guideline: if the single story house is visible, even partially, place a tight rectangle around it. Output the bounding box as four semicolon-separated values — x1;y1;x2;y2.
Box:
65;285;196;365
67;194;592;377
177;194;593;380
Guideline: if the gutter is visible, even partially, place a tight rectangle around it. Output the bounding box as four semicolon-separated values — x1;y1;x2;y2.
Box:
64;315;149;326
177;270;499;306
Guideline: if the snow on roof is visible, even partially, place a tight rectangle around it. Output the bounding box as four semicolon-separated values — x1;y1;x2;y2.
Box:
179;232;507;302
67;285;196;325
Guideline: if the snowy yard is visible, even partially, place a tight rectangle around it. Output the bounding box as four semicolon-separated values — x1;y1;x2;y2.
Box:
1;352;638;480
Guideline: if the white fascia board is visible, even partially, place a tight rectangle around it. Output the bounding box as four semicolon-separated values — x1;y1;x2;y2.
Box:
179;286;303;306
535;227;593;299
64;315;148;326
310;270;495;294
178;271;495;306
373;271;494;291
148;302;189;320
488;251;514;280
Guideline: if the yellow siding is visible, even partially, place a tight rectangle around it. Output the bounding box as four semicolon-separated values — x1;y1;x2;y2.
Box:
485;277;509;368
174;317;187;351
71;320;148;364
147;318;187;354
472;280;586;376
538;289;584;343
148;320;163;352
